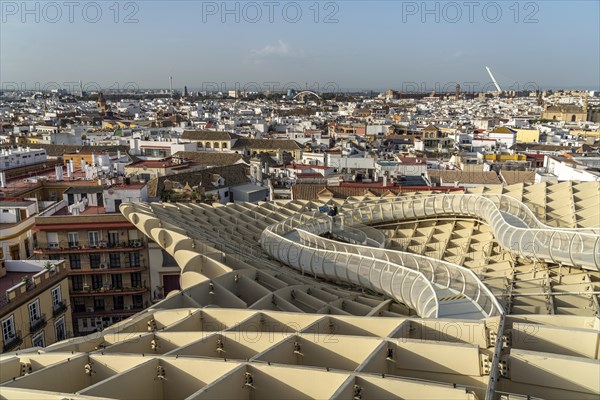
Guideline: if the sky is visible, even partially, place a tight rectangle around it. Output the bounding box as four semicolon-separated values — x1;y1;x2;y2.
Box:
1;1;599;92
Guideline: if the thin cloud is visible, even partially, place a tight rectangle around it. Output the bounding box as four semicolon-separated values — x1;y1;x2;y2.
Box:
247;40;305;64
252;40;290;57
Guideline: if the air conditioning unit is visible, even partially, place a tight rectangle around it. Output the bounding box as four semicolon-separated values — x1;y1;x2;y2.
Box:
86;307;94;313
124;305;131;310
99;263;108;269
83;285;90;291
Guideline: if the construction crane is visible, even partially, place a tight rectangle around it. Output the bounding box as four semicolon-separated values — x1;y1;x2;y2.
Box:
485;66;502;94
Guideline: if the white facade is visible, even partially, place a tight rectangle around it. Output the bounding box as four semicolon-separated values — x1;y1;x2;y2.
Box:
544;156;600;182
129;139;196;159
103;185;149;213
0;201;38;224
327;154;376;172
0;147;47;170
488;132;515;148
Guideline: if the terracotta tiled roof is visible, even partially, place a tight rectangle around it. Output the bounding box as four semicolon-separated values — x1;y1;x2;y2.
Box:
427;170;501;185
232;138;302;151
511;143;570;152
149;164;250;198
292;184;412;200
500;170;536;185
172;151;246;167
490;126;516;134
181;130;239;141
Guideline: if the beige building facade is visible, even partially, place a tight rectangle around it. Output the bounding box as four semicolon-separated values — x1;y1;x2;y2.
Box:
0;260;71;353
32;213;151;335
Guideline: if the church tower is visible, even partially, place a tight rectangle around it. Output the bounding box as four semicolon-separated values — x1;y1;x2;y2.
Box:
96;92;108;113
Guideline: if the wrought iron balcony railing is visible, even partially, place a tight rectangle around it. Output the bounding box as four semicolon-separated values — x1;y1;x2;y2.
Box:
30;314;47;334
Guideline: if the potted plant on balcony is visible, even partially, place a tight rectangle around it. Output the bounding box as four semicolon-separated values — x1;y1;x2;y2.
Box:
44;261;56;274
21;276;32;289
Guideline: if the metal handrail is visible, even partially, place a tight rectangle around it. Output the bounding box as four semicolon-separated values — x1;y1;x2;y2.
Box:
260;193;600;319
261;228;439;318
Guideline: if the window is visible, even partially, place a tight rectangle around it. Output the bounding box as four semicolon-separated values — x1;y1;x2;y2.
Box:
91;275;103;290
93;297;105;311
73;298;85;312
109;253;121;268
55;317;66;341
69;254;81;269
89;253;101;269
113;295;124;310
1;316;16;342
129;252;140;267
28;299;41;323
32;332;45;348
51;286;62;307
9;244;19;260
72;275;84;291
131;272;141;288
132;294;143;309
24;238;31;258
111;274;122;289
222;142;228;149
68;232;79;247
108;231;119;247
88;231;99;247
49;191;56;201
47;232;59;247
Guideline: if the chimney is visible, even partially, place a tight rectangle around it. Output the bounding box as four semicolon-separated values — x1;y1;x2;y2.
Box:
383;174;387;187
55;165;64;181
0;172;6;188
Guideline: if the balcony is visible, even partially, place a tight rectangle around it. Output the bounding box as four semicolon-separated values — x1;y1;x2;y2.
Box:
34;239;147;255
72;305;144;318
71;286;149;297
3;331;23;352
52;301;68;317
69;263;147;275
29;314;46;334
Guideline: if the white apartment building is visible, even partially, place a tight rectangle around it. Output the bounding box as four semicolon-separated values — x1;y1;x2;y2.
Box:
0;147;47;170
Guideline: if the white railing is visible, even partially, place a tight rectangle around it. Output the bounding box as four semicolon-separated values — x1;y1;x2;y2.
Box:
261;228;439;318
260;193;600;319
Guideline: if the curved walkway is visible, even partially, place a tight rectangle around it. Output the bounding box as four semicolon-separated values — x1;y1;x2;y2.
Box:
260;194;600;319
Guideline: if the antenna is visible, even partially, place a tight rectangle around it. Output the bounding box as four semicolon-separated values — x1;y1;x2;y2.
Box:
485;66;502;93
